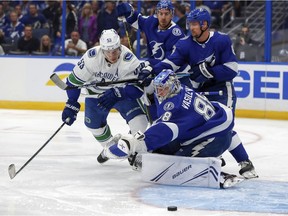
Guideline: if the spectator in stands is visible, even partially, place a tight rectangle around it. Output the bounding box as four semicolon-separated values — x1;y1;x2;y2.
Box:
53;2;78;40
237;23;258;46
0;4;9;29
19;3;49;29
17;25;40;53
234;23;260;61
97;1;119;40
42;1;61;30
174;3;188;34
64;31;87;56
14;4;24;20
1;1;13;14
91;0;100;16
3;11;25;44
78;2;98;48
39;34;52;54
202;1;232;28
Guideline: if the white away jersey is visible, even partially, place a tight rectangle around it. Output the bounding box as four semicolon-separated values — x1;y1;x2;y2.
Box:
69;45;141;94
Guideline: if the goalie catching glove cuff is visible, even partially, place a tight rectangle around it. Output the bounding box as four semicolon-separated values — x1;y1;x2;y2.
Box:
104;131;147;159
98;87;125;111
190;62;214;83
62;99;80;126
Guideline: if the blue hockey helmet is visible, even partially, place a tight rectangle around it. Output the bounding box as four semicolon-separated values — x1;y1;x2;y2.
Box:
153;69;181;102
156;0;174;13
187;8;211;27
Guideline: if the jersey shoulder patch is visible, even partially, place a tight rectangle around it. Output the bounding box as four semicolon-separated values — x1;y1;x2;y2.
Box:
88;48;97;58
124;52;134;61
172;27;183;37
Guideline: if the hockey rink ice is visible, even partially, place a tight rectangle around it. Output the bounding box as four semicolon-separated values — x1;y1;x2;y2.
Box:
1;109;288;216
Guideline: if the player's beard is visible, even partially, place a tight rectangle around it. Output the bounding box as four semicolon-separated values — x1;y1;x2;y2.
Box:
159;20;171;30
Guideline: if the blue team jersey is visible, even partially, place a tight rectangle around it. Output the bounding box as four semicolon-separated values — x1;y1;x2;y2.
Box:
155;31;238;80
144;85;234;151
153;31;239;109
127;12;185;66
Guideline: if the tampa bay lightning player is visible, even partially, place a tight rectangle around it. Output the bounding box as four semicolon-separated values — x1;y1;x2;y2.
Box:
102;70;243;188
117;0;192;120
147;8;258;179
103;69;234;162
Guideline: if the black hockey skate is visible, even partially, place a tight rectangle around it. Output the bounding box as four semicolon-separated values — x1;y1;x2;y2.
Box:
97;150;109;164
239;159;259;179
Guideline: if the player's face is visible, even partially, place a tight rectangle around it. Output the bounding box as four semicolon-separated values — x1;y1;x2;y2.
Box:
157;9;173;30
188;21;202;38
103;48;121;64
156;85;170;101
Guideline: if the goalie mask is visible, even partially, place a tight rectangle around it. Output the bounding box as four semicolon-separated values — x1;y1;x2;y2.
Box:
153;69;181;103
100;29;121;63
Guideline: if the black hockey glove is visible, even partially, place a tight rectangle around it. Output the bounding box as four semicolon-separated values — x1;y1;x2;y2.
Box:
62;99;80;126
190;62;214;83
98;87;125;111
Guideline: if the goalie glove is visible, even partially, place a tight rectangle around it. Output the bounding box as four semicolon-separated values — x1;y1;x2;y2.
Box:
104;131;147;159
190;62;214;83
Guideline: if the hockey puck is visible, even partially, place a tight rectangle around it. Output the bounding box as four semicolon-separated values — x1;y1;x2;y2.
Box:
167;206;177;211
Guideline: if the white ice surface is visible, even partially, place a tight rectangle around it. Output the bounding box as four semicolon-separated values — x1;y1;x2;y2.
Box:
1;109;288;216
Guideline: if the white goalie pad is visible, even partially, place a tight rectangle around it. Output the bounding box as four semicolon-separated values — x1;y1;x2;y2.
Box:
141;154;222;189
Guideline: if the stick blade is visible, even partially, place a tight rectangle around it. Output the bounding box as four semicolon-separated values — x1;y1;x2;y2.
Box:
8;164;16;179
50;73;68;90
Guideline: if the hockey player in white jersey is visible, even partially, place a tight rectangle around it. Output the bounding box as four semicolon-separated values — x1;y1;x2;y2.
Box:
61;29;148;163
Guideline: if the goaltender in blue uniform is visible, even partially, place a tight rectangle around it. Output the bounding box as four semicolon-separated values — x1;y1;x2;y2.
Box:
103;70;233;161
102;70;241;188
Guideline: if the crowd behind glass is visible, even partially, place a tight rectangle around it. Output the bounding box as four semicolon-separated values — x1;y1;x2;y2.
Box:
0;0;287;62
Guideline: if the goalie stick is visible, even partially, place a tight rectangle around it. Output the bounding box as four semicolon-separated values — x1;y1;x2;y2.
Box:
8;121;66;179
50;73;139;90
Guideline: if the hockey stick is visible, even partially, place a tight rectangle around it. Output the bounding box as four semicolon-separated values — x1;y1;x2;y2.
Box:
122;18;133;51
8;122;66;179
201;90;223;96
50;73;139;90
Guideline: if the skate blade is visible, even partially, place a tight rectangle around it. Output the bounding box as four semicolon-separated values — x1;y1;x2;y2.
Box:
241;170;259;179
223;176;245;188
